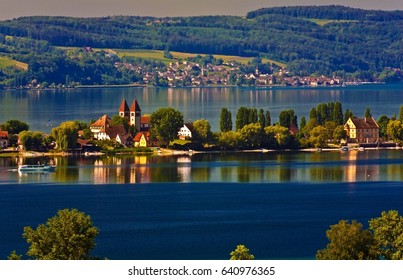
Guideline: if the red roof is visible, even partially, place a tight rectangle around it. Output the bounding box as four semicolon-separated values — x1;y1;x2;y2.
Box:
130;99;141;112
141;116;150;124
91;115;111;128
119;99;130;113
0;131;8;138
349;117;379;129
134;132;150;142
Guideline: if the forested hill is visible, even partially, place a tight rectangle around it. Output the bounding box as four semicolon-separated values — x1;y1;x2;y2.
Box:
0;5;402;83
246;5;403;21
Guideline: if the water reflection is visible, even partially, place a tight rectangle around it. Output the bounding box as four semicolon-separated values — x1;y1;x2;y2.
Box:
1;149;403;184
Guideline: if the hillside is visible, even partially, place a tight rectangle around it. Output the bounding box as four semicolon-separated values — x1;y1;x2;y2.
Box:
0;5;402;87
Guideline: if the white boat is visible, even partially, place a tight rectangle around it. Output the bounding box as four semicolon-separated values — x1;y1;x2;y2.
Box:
18;164;55;173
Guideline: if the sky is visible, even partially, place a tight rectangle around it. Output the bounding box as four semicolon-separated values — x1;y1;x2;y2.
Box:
1;0;403;20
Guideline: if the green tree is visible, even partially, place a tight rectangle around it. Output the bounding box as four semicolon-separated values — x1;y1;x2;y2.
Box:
264;125;291;148
309;125;329;148
23;209;99;260
51;121;79;151
332;102;344;125
316;220;377;260
236;107;249;130
369;210;403;260
344;109;354;124
333;125;347;143
150;107;184;145
309;108;317;121
220;108;232;132
279;109;297;128
192;119;213;145
1;119;29;134
300;116;307;131
218;131;239;150
365;107;372;119
248;108;258;124
163;47;173;59
386;120;403;142
265;110;271;127
7;251;22;260
258;108;265;128
238;123;264;149
230;244;255;260
399;106;403;123
377;115;390;139
18;131;44;151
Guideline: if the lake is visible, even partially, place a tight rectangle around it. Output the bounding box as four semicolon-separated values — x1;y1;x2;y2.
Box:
1;83;403;133
1;84;403;260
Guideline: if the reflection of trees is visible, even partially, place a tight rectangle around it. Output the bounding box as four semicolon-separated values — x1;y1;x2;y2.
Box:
310;167;343;182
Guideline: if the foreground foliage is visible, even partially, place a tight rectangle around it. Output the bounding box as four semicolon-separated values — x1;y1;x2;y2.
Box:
22;209;99;260
230;244;255;260
317;210;403;260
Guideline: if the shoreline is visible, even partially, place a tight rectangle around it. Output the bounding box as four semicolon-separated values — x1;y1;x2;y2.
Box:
2;81;399;92
2;145;400;158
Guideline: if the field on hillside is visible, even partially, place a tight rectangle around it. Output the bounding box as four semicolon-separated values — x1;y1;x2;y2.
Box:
0;56;28;70
117;49;286;67
307;18;358;26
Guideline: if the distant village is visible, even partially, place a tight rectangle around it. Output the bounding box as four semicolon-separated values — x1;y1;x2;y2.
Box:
114;58;345;88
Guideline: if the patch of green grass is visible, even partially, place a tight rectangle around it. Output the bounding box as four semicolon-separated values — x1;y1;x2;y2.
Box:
0;56;28;70
307;18;357;26
0;56;17;68
117;49;286;67
55;46;286;67
118;49;175;64
170;139;192;146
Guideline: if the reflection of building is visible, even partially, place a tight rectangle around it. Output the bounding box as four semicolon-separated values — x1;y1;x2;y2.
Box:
343;151;380;182
177;156;191;182
344;117;379;144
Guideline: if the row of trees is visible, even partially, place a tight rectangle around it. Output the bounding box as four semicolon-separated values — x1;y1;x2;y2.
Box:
317;210;403;260
7;207;401;260
6;102;403;152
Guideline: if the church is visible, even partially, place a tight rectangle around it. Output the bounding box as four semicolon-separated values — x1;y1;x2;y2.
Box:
90;99;150;146
118;98;141;131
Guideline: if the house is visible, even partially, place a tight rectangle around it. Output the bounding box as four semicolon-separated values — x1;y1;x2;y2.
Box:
289;123;300;136
90;114;127;141
140;116;151;132
0;130;8;148
344;117;379;144
116;133;133;147
134;132;150;147
178;123;194;140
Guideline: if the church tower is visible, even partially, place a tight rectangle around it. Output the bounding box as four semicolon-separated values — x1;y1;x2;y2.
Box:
119;99;130;119
130;99;141;131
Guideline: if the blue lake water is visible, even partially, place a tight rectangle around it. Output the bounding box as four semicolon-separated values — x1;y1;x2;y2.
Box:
1;83;403;133
1;181;403;260
1;84;403;259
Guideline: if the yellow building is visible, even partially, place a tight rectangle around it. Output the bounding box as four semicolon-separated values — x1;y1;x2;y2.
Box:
344;117;379;144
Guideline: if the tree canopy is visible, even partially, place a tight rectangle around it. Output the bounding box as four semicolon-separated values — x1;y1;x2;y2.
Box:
0;119;29;134
150;107;184;145
230;244;255;260
22;209;99;260
317;210;403;260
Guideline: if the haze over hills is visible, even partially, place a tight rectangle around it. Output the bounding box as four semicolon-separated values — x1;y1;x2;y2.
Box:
0;5;402;87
